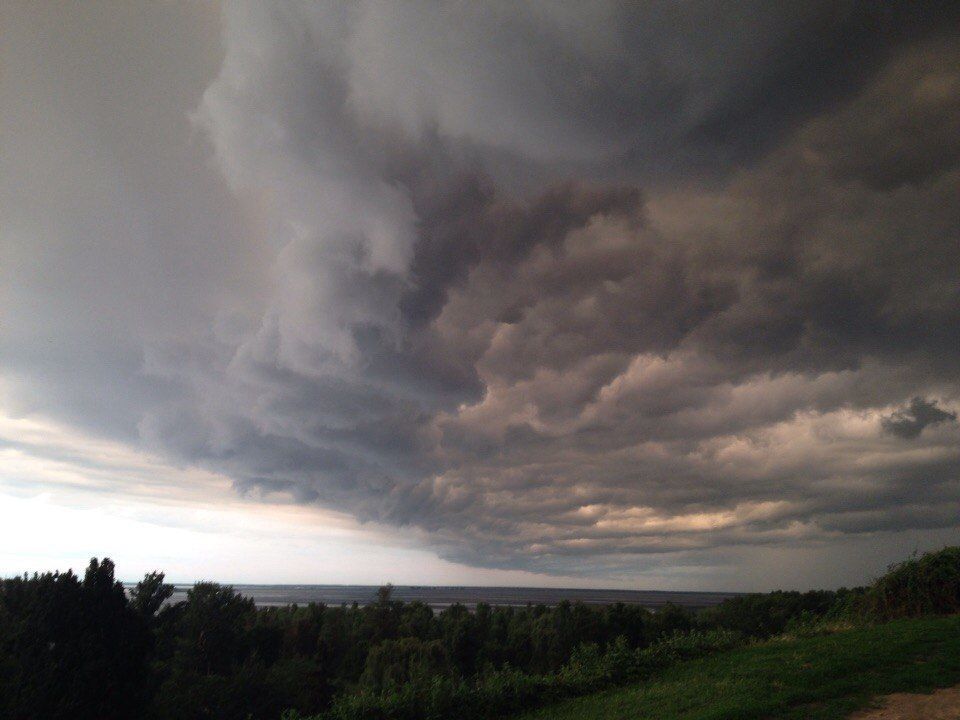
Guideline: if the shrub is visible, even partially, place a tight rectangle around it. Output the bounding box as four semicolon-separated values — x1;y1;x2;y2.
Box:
557;642;606;692
635;628;744;674
360;637;451;693
697;590;840;638
314;669;554;720
854;546;960;621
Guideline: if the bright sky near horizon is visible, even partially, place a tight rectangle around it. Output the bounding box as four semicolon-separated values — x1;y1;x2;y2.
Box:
2;2;958;591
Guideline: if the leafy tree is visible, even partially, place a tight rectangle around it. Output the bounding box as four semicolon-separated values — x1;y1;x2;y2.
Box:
0;558;150;720
174;582;256;675
131;571;174;619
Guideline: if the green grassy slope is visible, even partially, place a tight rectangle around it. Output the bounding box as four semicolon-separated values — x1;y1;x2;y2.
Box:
516;616;960;720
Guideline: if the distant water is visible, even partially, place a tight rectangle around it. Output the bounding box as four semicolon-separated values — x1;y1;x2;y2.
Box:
149;584;741;610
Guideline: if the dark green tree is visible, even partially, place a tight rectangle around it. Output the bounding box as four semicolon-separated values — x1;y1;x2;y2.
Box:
130;570;174;619
0;558;150;720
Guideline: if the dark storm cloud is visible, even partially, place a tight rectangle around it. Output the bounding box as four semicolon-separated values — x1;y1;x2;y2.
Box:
882;398;959;439
399;177;643;326
4;1;959;579
343;1;960;180
145;1;960;570
675;1;960;174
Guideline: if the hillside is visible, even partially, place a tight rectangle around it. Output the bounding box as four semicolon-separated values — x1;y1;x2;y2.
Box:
516;616;960;720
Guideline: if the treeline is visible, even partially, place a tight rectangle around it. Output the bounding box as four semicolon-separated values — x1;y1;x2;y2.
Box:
1;547;957;720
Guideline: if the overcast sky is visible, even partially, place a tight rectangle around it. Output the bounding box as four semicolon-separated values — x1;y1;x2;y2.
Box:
2;1;958;591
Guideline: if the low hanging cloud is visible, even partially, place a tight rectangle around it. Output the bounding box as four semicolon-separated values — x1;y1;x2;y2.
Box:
4;1;959;578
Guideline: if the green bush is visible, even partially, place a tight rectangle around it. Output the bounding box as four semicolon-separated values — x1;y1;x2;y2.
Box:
854;546;960;621
360;637;451;694
697;589;840;638
635;628;743;673
292;629;746;720
312;669;554;720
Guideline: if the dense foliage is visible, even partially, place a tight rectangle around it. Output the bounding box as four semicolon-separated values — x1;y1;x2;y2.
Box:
297;629;743;720
696;588;846;638
0;559;151;720
1;546;957;720
849;546;960;621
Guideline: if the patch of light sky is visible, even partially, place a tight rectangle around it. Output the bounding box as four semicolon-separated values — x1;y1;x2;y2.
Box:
2;406;954;592
0;407;601;587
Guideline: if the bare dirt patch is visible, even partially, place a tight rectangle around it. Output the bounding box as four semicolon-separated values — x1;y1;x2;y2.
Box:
849;685;960;719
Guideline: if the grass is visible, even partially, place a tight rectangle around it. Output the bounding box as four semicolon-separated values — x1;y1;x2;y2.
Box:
516;615;960;720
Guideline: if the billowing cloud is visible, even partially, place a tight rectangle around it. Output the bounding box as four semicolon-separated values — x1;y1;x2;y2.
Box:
3;1;959;582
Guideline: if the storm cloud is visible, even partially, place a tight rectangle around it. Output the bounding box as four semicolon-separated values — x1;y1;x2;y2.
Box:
3;1;959;580
883;398;958;440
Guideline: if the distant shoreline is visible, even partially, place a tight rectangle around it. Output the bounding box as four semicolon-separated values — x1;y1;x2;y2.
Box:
125;583;743;610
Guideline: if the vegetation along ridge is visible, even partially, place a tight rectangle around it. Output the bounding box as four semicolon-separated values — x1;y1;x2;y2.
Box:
2;546;959;719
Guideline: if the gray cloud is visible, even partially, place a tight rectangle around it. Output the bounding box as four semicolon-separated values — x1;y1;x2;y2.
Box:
882;397;959;439
3;1;959;581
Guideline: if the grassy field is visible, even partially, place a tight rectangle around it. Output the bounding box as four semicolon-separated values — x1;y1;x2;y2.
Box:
517;615;960;720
